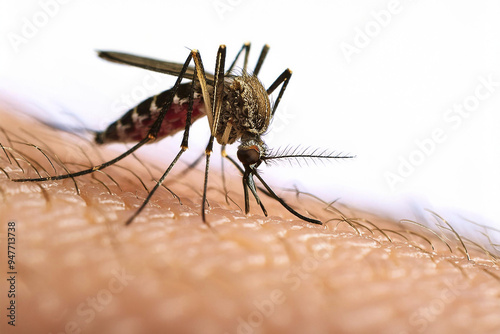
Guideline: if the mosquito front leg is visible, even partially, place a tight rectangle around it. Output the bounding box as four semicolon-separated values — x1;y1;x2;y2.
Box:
201;45;226;223
192;50;213;130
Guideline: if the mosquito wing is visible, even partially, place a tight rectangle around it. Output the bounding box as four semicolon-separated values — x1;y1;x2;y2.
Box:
98;50;215;85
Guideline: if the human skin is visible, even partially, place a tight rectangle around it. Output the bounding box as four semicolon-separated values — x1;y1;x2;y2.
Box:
0;103;499;334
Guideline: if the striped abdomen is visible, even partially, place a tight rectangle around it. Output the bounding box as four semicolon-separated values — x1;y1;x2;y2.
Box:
96;82;206;144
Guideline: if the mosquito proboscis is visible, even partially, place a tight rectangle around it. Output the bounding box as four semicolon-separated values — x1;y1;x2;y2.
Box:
12;43;354;225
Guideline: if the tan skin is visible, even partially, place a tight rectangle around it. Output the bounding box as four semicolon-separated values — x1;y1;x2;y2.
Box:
0;104;499;334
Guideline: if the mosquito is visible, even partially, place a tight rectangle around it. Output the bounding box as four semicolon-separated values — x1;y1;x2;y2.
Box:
13;43;353;225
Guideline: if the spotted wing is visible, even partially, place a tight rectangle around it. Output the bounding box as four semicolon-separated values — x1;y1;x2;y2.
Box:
98;51;215;85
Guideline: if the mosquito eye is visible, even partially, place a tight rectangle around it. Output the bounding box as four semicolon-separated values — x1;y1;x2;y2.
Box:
237;146;260;165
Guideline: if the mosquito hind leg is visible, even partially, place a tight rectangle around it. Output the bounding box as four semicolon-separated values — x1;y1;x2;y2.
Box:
130;46;219;225
124;51;208;225
12;51;199;184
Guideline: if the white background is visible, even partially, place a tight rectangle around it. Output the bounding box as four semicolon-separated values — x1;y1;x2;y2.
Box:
1;0;500;233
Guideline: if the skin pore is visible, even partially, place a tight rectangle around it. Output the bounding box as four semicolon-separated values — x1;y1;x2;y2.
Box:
0;102;499;334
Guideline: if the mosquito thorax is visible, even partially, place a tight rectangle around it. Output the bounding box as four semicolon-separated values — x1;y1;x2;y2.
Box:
216;72;271;145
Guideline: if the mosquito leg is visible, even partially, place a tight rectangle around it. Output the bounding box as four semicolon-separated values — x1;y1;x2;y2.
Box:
13;51;198;183
226;43;269;76
266;68;292;116
201;136;215;223
125;144;186;225
253;44;270;76
220;145;230;204
125;57;199;225
192;51;213;130
226;42;251;74
252;169;322;225
201;45;226;222
12;134;152;183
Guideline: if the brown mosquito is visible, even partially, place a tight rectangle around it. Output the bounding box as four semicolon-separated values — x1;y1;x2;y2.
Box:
13;43;354;225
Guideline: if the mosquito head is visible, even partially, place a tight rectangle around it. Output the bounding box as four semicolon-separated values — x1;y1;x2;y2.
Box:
237;145;260;165
237;134;266;168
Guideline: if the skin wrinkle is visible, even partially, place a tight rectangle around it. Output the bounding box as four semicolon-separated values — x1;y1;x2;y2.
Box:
0;105;499;334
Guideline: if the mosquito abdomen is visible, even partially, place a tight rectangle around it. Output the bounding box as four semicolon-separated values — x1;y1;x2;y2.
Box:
96;83;206;144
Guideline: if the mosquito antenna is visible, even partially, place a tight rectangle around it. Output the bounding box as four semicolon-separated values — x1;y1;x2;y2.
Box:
262;146;355;166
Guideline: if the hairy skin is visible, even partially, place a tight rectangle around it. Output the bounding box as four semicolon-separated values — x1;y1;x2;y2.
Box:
0;103;499;334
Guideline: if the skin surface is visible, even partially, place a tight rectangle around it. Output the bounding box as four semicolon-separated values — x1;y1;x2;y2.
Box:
0;102;499;334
